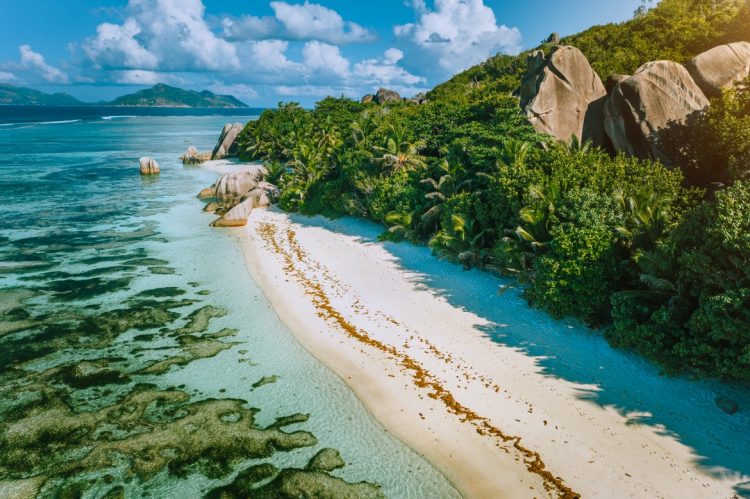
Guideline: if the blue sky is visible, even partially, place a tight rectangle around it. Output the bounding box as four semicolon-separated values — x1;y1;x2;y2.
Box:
0;0;644;106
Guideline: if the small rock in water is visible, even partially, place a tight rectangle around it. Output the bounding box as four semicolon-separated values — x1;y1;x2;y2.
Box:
139;157;160;175
715;396;738;415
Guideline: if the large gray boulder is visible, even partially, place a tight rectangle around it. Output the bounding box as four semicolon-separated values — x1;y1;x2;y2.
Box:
604;60;709;164
373;88;401;104
139;157;159;175
214;166;268;208
211;123;244;160
520;46;607;145
687;41;750;97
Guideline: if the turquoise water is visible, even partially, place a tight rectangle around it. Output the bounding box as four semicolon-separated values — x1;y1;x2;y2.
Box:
0;116;459;498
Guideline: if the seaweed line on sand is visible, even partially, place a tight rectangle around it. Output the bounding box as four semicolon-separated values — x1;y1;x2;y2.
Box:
257;221;579;499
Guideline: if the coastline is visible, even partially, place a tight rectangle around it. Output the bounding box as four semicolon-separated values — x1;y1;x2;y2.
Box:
222;202;750;499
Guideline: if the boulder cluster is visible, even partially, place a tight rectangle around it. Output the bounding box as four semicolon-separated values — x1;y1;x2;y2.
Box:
520;41;750;165
361;88;427;105
198;166;280;227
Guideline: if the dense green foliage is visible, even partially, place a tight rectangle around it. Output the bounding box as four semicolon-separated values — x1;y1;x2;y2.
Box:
660;76;750;187
565;0;750;79
108;83;248;108
236;0;750;382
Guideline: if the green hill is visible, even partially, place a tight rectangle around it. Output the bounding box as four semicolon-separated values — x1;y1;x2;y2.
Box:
106;83;248;108
0;84;83;106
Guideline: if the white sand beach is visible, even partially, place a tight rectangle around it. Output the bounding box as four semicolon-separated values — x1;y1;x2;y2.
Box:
221;201;750;498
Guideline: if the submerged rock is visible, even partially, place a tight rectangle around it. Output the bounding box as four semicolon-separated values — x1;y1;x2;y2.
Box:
715;396;739;415
520;46;607;145
212;123;244;160
604;60;709;164
306;448;345;472
205;449;383;499
139;157;160;175
687;41;750;97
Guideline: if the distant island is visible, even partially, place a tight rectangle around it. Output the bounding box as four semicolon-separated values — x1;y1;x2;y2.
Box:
0;84;82;106
0;83;248;108
107;84;248;108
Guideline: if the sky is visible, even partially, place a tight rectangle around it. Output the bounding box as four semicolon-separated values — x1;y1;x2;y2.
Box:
0;0;645;106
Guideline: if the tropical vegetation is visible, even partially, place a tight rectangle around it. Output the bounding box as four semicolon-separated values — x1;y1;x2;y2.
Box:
236;0;750;382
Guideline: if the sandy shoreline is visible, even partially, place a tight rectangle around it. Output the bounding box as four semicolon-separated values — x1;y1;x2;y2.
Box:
199;161;749;498
232;208;750;498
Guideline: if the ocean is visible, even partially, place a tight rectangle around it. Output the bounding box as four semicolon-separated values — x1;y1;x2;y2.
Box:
0;109;458;498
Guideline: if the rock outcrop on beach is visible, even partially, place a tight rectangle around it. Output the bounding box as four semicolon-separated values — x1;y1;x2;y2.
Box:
211;123;244;160
180;146;211;165
198;162;278;227
520;45;607;145
211;188;272;227
603;60;709;164
139;157;160;175
214;166;268;208
687;41;750;97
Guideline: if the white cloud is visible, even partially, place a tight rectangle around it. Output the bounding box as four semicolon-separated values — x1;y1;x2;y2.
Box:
83;19;158;69
301;41;350;78
208;82;258;101
223;2;374;45
245;40;300;73
275;84;356;98
0;71;18;83
353;48;425;86
271;1;374;44
112;69;161;84
83;0;238;72
19;45;69;83
395;0;521;77
221;16;278;42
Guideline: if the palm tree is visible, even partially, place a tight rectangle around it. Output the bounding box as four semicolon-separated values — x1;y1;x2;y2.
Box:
373;124;427;171
286;140;326;196
497;137;532;167
498;180;565;279
351;113;376;146
419;160;472;230
614;188;671;252
429;214;494;269
374;139;427;171
383;211;417;242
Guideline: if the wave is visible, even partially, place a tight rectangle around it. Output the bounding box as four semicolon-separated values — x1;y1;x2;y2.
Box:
101;115;136;120
37;119;81;125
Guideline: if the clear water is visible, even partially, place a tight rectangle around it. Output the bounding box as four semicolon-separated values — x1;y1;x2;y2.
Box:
0;115;459;498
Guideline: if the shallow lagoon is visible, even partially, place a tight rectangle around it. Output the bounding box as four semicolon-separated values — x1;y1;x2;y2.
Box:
0;116;459;498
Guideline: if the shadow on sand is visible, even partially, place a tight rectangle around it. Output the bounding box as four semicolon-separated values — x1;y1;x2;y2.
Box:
285;209;750;498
